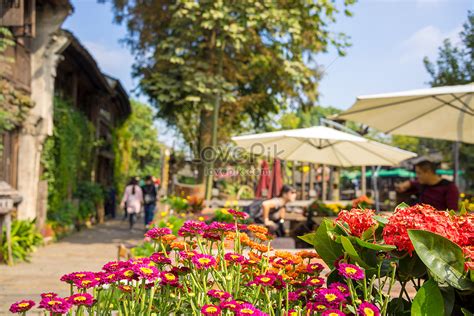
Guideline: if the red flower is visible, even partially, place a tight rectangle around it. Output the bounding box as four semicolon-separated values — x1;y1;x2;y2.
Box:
383;204;472;254
336;209;377;238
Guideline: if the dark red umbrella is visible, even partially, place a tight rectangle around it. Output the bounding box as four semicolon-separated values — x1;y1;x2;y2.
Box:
269;159;283;198
255;160;271;198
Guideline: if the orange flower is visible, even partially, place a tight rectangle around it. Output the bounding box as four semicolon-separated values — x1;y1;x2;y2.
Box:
162;234;177;244
275;251;293;259
248;224;268;234
255;233;269;241
248;251;262;261
170;241;187;251
296;250;320;259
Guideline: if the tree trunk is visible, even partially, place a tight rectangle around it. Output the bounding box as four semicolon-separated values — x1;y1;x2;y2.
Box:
197;108;213;183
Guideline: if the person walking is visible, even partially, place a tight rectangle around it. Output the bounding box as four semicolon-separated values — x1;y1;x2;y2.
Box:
120;177;143;230
142;175;157;228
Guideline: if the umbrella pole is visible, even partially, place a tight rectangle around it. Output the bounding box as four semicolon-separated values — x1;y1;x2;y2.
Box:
361;166;367;196
322;165;327;202
453;142;460;186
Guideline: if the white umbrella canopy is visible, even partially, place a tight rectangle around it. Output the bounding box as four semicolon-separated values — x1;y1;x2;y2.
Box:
232;126;416;167
337;83;474;143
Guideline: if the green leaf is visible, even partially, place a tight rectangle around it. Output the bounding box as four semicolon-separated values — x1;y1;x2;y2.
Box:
298;232;317;246
439;286;454;316
373;215;388;226
411;279;444;316
313;219;344;268
462;308;474;316
353;237;397;251
459;202;467;215
340;236;369;268
396;202;410;209
360;224;378;240
408;230;474;290
398;253;427;280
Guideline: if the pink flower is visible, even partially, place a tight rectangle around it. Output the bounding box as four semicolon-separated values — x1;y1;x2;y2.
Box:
60;271;94;284
224;252;246;264
322;310;346;316
338;263;365;280
307;263;324;274
304;276;325;287
228;209;249;220
307;302;329;312
235;303;268;316
358;302;380;316
317;288;345;307
133;264;160;281
39;297;71;314
192;254;217;269
178;221;208;237
329;282;350;297
145;227;172;239
9;300;35;313
67;293;94;307
220;300;241;311
102;261;126;272
149;252;172;264
201;304;221;316
160;271;180;286
250;274;276;287
73;276;100;289
207;289;232;301
40;292;58;299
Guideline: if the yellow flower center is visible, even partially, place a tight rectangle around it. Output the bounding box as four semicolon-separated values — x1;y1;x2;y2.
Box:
240;309;255;314
316;304;326;310
82;280;91;285
231;255;239;259
260;277;271;283
325;294;337;302
124;270;134;277
345;267;357;275
18;303;30;308
165;273;176;280
140;267;153;275
198;258;211;264
107;274;115;279
311;278;321;284
74;296;86;302
205;306;218;313
337;286;346;292
329;313;340;316
48;300;60;306
364;308;375;316
75;273;86;278
289;312;297;316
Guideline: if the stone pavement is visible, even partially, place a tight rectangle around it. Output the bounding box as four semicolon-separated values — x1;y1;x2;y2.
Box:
0;220;144;315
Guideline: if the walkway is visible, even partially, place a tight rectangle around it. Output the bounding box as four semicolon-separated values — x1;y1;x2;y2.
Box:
0;220;144;314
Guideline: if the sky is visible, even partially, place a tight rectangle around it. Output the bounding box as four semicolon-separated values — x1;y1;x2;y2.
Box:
63;0;473;144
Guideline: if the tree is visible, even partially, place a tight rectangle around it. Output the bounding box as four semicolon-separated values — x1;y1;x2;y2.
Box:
104;0;355;181
423;11;474;190
279;106;342;130
113;100;162;192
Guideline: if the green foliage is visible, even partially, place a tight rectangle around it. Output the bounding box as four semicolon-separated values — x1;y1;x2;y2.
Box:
113;100;161;193
157;215;186;235
212;209;234;223
309;219;344;268
75;181;104;221
1;220;43;264
411;280;444;316
106;0;354;154
279;106;343;130
131;241;155;258
161;195;189;214
42;98;99;226
407;229;474;291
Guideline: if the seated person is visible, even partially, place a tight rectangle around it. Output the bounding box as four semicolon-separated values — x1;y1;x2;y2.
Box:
247;185;297;236
396;160;459;211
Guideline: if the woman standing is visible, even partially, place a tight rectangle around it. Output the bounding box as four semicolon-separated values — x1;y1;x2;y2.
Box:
120;177;143;230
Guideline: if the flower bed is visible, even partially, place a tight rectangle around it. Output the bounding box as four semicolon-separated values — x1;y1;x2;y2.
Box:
9;204;474;315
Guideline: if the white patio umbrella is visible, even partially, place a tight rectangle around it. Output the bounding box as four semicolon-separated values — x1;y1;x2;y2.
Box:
336;83;474;143
232;126;416;167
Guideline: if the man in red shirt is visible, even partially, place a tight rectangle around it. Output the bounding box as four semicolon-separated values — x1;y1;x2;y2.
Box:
396;160;460;211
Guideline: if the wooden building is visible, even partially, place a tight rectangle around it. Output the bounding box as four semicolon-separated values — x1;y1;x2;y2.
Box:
1;1;131;224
